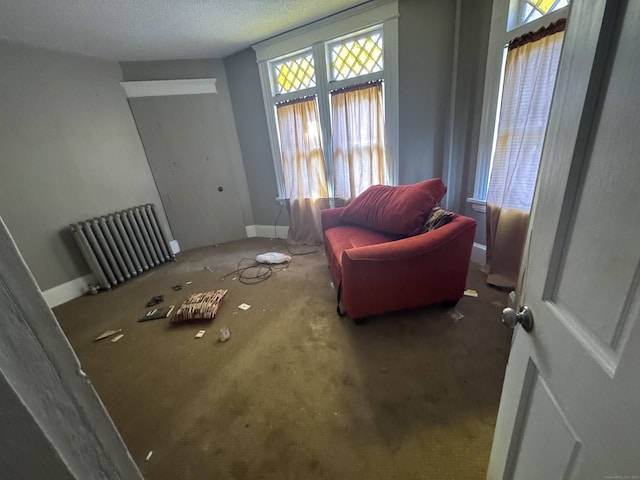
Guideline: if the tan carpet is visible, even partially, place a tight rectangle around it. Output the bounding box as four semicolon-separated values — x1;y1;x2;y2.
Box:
54;237;512;480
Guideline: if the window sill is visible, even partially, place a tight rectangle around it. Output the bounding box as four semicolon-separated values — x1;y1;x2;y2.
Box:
466;198;487;213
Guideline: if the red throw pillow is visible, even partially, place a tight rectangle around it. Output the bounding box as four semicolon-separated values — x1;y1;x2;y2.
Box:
339;179;447;235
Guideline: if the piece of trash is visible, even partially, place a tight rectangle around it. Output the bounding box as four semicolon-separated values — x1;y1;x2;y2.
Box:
172;284;182;291
111;334;124;343
203;266;213;272
330;282;335;289
139;306;174;322
186;281;192;285
219;327;231;342
195;330;206;338
145;451;153;462
238;303;251;310
232;277;237;281
448;310;464;323
94;329;122;341
145;295;164;307
464;289;478;297
256;252;292;264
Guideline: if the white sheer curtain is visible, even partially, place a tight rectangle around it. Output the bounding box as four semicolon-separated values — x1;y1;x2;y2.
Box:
486;20;565;288
276;97;329;244
331;82;388;201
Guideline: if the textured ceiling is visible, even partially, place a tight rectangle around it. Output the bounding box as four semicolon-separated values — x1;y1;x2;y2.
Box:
0;0;368;61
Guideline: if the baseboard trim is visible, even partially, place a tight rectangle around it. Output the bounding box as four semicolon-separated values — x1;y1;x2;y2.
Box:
471;242;486;266
42;273;96;308
245;225;289;239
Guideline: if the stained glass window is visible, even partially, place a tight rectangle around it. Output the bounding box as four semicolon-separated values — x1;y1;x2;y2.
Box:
520;0;569;27
271;52;316;95
329;31;383;82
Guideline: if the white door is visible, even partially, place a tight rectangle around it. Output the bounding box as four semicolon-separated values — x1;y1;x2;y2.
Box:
488;1;640;478
130;94;248;250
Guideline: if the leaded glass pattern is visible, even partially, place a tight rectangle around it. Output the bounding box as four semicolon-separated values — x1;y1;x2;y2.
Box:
521;0;569;26
329;32;383;81
272;53;316;95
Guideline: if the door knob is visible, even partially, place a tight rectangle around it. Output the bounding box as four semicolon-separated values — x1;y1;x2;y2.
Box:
502;306;534;332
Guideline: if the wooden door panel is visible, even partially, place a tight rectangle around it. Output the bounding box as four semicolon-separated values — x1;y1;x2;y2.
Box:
488;1;640;478
506;360;580;480
541;0;640;375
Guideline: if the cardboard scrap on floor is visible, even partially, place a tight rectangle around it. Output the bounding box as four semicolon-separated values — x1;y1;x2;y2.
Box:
464;288;479;297
94;329;122;341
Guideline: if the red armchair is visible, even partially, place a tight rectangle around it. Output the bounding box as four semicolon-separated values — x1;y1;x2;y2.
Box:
321;179;477;321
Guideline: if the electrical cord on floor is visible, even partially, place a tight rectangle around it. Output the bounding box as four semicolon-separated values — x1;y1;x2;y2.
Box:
220;257;289;285
273;201;319;256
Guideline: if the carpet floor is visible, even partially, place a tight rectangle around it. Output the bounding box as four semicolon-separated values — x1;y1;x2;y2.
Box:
54;237;512;480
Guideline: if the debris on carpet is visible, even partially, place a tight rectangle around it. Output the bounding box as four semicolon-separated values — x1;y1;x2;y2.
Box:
238;303;251;311
110;333;124;343
256;252;291;264
219;327;231;343
448;310;464;323
171;289;228;323
145;295;164;307
464;289;479;297
139;305;174;322
94;329;123;341
195;330;206;338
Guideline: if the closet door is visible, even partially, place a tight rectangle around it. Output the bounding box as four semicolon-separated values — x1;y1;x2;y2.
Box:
130;93;247;251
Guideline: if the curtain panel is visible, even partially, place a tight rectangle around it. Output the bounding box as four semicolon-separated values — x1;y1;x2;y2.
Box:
485;22;565;289
276;97;328;244
331;81;388;201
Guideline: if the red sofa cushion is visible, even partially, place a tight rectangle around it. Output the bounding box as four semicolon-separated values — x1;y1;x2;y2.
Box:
323;225;397;286
339;178;447;236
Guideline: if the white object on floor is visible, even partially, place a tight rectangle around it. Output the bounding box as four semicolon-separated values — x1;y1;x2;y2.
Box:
238;303;251;311
464;289;479;297
195;330;206;338
256;252;291;264
110;334;124;343
145;451;153;461
219;327;231;342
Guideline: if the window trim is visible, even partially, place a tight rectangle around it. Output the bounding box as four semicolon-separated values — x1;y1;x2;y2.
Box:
472;0;569;203
253;0;399;200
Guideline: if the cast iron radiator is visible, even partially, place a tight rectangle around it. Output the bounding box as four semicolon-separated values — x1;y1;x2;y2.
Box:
70;203;174;290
